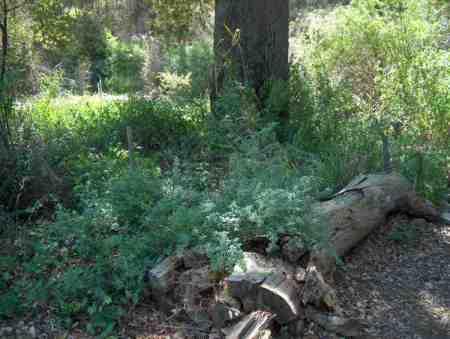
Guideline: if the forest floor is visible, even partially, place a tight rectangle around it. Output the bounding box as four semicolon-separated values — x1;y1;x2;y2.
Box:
335;216;450;339
2;216;449;339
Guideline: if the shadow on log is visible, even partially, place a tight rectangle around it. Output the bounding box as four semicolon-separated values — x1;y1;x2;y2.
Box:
312;173;440;278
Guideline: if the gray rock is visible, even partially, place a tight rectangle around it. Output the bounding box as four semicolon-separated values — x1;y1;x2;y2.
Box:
305;306;364;337
223;311;275;339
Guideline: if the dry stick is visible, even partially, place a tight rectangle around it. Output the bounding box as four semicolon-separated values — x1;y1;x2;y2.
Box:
127;126;135;169
415;150;424;193
382;132;393;173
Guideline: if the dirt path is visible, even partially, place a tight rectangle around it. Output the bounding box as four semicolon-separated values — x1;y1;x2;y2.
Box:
335;216;450;339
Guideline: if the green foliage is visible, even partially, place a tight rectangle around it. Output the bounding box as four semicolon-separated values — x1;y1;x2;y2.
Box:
30;95;203;165
105;34;145;94
0;124;327;334
163;40;214;100
388;223;419;243
290;0;450;199
205;231;243;275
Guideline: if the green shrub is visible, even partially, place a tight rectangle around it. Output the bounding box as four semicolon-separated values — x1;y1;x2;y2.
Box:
0;126;328;334
163;40;213;100
105;34;145;94
290;0;450;200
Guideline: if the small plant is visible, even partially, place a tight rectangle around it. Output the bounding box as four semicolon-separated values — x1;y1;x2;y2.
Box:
388;223;419;243
205;231;244;277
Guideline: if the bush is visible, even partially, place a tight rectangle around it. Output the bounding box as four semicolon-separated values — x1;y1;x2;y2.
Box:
290;0;450;200
0;127;328;334
163;40;213;100
105;34;146;94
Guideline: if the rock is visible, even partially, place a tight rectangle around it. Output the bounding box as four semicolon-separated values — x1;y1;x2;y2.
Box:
225;252;302;325
305;306;364;337
281;237;307;263
294;267;307;282
222;311;275;339
183;247;209;269
211;302;242;328
302;265;337;311
147;255;183;295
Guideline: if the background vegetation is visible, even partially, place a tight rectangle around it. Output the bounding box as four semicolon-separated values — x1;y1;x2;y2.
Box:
0;0;449;336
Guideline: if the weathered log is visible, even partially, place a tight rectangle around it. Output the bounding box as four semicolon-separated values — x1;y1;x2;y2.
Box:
312;173;440;277
222;311;275;339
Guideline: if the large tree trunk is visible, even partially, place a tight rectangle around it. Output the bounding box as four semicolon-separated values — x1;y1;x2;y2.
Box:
311;173;441;278
212;0;289;127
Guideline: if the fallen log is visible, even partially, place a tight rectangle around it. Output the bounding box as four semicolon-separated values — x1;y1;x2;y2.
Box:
312;173;440;278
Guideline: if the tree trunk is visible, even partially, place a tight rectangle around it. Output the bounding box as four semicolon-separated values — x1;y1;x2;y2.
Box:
311;173;441;278
212;0;289;128
0;0;8;86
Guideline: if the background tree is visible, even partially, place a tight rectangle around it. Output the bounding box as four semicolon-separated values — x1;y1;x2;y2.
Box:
212;0;290;133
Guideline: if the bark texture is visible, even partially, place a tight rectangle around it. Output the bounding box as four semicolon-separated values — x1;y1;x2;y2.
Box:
212;0;289;121
312;173;440;277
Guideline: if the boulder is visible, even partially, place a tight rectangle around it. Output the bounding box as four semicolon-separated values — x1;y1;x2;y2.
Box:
223;311;275;339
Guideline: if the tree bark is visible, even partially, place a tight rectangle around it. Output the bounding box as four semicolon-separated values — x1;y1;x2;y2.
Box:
212;0;289;127
0;0;8;86
311;173;440;278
